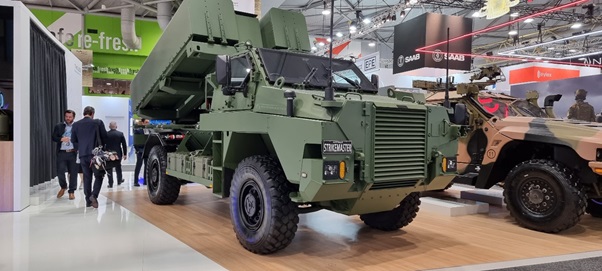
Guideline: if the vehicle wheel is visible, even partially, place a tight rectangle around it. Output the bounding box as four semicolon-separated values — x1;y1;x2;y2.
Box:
146;145;181;205
230;155;299;254
504;159;586;233
586;198;602;218
359;192;420;231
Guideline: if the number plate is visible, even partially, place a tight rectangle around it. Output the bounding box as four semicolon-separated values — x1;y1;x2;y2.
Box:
322;140;353;155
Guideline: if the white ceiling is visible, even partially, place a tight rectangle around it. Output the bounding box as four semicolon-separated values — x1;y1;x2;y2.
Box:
14;0;602;63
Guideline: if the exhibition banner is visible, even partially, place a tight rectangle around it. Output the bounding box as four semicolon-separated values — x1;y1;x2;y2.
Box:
355;52;380;75
30;9;162;56
393;13;472;74
509;66;580;84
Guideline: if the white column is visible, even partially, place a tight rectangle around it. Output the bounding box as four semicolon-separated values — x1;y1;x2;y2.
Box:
12;3;31;211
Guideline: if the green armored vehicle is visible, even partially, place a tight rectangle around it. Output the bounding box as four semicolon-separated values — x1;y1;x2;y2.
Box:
417;67;602;233
131;1;461;254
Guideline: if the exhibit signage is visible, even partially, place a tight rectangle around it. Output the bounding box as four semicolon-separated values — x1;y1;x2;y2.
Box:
30;9;162;56
232;0;256;14
509;66;580;84
393;13;472;74
355;52;380;74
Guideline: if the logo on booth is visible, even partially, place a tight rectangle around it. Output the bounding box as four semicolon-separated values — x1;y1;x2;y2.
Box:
537;70;552;79
433;49;444;62
397;55;405;68
398;54;421;68
432;49;466;63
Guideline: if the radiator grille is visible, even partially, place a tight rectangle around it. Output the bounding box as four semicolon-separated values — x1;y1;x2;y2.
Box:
372;107;427;190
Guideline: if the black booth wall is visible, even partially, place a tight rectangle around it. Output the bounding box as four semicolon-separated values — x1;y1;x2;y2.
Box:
29;23;67;187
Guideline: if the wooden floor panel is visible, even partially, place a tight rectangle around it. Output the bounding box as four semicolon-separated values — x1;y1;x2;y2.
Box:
104;185;602;271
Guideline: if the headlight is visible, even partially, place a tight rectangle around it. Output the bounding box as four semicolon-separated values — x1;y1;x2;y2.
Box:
323;161;346;180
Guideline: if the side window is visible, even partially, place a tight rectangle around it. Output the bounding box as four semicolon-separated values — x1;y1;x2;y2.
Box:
230;56;251;88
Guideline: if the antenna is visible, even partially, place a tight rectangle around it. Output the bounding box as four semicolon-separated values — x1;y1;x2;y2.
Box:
324;0;335;101
444;27;450;109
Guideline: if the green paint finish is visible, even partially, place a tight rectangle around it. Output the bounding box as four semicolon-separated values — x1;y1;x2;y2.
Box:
30;9;65;27
133;1;461;219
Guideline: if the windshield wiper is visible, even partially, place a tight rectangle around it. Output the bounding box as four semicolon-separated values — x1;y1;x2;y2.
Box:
333;71;361;89
303;67;318;85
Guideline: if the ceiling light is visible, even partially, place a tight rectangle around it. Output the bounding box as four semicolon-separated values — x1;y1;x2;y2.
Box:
569;49;577;53
349;25;357;31
336;32;343;37
363;18;371;24
350;29;356;34
548;47;555;50
509;30;518;35
322;9;331;15
510;12;519;17
524;18;534;23
327;38;332;42
409;0;418;4
311;46;317;51
404;7;411;11
318;42;325;47
571;22;582;29
368;42;376;47
522;59;528;61
535;57;542;60
472;11;481;17
543;60;549;63
578;57;586;61
555;52;561;55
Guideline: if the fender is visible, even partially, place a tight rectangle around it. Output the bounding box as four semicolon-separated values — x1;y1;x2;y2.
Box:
142;134;166;159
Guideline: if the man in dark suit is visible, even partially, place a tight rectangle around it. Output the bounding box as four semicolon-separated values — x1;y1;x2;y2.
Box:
71;106;108;208
133;118;149;187
105;121;127;188
51;109;78;200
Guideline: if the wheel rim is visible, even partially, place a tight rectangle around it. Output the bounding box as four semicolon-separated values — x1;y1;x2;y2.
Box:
517;176;558;216
239;180;264;231
149;159;160;193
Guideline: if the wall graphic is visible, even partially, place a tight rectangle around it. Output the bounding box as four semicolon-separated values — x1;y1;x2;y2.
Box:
510;73;602;118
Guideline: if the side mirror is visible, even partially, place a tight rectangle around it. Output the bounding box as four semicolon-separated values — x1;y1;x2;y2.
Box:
371;74;379;88
454;103;469;125
216;55;231;87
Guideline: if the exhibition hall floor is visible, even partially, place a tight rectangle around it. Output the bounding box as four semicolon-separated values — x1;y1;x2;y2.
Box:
0;173;226;271
2;172;602;271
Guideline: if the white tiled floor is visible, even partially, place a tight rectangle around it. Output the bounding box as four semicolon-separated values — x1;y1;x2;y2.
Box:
0;172;226;271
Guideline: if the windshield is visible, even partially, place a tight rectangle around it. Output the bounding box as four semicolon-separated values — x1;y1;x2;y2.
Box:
476;96;510;118
508;100;549;118
257;48;377;93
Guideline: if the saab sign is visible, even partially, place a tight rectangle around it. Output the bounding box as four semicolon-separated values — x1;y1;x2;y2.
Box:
355;52;380;74
393;13;472;74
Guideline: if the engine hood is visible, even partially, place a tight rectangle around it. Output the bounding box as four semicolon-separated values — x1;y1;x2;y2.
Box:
494;116;602;161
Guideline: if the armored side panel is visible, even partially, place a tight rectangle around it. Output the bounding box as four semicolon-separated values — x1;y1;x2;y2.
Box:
259;8;310;51
131;0;263;121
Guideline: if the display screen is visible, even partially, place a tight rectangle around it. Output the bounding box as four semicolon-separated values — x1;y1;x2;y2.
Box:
258;48;377;93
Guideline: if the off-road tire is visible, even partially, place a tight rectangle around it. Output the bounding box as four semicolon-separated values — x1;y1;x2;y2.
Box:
230;155;299;254
504;159;586;233
586;198;602;218
146;145;181;205
359;192;421;231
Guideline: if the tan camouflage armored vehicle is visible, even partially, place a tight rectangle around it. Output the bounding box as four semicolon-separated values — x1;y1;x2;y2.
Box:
416;66;602;233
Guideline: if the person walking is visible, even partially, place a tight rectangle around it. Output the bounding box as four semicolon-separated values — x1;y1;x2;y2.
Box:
51;109;78;200
567;89;596;122
105;121;127;188
71;106;108;208
133;118;149;187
